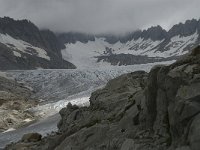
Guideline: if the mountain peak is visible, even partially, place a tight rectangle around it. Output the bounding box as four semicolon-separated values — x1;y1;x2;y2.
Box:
140;25;167;41
168;18;200;37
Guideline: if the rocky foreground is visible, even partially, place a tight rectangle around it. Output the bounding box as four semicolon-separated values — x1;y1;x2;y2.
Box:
0;74;37;133
6;46;200;150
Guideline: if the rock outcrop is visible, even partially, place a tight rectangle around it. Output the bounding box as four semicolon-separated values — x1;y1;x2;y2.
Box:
96;53;176;66
6;46;200;150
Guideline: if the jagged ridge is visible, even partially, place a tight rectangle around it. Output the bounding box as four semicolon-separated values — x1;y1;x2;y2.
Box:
58;19;200;44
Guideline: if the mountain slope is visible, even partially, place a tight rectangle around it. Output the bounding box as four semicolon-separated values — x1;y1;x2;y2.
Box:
0;17;76;70
60;19;200;68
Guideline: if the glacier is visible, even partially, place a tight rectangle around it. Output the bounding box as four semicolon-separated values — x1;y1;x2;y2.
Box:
4;61;175;119
6;61;174;104
0;61;175;149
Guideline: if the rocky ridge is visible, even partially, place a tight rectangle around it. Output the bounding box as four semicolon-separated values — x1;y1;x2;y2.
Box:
59;19;200;44
5;46;200;150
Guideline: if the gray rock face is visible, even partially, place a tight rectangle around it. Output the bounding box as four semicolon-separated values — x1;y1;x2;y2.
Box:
168;19;200;38
147;46;200;149
5;46;200;150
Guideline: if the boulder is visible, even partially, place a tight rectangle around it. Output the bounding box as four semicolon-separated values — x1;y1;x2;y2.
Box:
21;133;42;142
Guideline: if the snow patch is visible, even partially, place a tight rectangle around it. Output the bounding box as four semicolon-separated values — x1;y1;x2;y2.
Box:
13;51;21;57
3;128;16;133
23;118;33;122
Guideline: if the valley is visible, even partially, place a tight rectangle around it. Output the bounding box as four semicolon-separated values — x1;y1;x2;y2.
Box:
0;14;199;150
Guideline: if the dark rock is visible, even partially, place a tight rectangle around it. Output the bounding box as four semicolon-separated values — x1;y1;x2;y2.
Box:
190;45;200;56
58;32;95;44
140;25;167;41
21;133;42;142
168;19;199;38
145;65;162;128
95;54;175;66
188;114;200;150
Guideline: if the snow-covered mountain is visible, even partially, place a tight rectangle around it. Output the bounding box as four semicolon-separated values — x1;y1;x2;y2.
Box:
0;17;75;70
0;17;199;70
60;19;200;68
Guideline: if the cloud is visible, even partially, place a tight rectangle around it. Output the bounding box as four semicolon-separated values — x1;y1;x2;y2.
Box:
0;0;199;34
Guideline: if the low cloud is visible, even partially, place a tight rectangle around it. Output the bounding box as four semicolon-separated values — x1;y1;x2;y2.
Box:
0;0;199;34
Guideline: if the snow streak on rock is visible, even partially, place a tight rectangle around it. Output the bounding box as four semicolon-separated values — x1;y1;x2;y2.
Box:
0;33;50;60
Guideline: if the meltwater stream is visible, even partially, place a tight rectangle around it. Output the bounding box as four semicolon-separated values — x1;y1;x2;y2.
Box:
0;114;60;149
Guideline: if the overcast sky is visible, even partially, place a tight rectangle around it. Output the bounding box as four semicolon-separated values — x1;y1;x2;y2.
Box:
0;0;199;34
